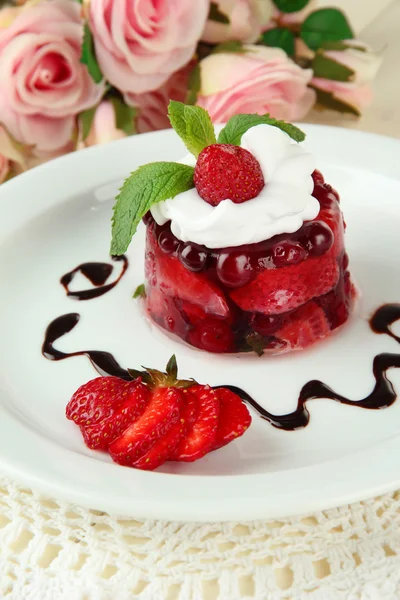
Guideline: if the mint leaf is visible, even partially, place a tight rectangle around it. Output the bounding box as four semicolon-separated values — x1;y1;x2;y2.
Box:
81;23;103;83
218;114;305;145
311;86;360;116
260;28;295;56
168;101;216;158
111;162;194;255
109;96;136;135
208;1;230;24
133;284;146;299
79;106;97;140
272;0;309;13
301;8;353;51
312;53;354;81
245;333;266;357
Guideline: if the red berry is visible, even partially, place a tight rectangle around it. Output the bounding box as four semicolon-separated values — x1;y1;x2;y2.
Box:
190;318;234;353
213;388;252;451
158;229;180;255
251;313;282;336
276;302;330;349
179;243;208;272
194;144;264;206
312;169;324;189
216;252;255;288
146;225;230;318
109;387;183;466
230;250;339;314
66;376;128;425
172;385;220;461
299;221;333;257
272;241;307;267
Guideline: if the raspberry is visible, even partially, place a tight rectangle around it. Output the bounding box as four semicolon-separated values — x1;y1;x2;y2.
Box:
194;144;264;206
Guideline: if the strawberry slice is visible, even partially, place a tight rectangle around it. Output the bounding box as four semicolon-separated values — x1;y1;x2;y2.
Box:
147;226;230;318
79;381;149;450
66;376;128;426
230;250;339;314
172;385;220;462
276;301;330;349
109;387;183;467
133;392;198;470
213;388;252;450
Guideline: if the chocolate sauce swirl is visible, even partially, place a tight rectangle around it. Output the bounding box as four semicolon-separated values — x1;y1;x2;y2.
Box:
42;303;400;431
60;255;128;300
42;313;130;380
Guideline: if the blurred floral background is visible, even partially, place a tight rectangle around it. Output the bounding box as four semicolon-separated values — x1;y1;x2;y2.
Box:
0;0;382;183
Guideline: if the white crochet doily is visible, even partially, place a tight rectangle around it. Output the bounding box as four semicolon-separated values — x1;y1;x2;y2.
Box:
1;476;400;600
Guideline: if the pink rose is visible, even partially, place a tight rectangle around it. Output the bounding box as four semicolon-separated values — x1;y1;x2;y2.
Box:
0;0;104;156
196;46;315;123
312;41;382;113
88;0;209;95
202;0;273;44
80;101;127;148
125;64;191;133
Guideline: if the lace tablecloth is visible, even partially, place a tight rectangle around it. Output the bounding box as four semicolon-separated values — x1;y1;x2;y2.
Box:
1;3;400;599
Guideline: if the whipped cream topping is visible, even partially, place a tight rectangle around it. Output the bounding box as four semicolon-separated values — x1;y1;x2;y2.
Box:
151;124;319;249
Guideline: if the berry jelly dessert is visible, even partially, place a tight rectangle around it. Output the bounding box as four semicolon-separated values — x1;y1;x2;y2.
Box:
111;101;357;355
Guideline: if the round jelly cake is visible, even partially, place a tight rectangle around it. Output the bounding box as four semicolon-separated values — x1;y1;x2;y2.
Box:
111;102;357;355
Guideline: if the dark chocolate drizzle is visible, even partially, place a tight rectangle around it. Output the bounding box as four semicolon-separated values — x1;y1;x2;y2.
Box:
42;303;400;431
42;313;130;380
60;255;128;300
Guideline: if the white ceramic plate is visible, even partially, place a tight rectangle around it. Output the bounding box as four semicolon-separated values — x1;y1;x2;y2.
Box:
1;125;400;522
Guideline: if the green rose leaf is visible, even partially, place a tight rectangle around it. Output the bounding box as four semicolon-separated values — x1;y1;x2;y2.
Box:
109;96;136;135
272;0;310;14
260;28;295;56
80;23;103;84
79;106;97;141
168;101;217;158
212;40;247;54
301;8;353;51
208;1;230;24
186;63;201;105
133;284;146;299
311;86;360;116
111;162;194;255
218;114;305;145
312;53;354;81
320;40;366;52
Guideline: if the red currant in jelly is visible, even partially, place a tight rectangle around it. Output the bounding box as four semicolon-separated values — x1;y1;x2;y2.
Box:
179;243;208;272
190;319;234;353
342;252;349;270
251;313;282;336
158;229;180;255
272;241;307;267
300;221;333;256
216;252;255;288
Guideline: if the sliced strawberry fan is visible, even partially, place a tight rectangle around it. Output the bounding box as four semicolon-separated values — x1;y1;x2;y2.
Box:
66;355;252;471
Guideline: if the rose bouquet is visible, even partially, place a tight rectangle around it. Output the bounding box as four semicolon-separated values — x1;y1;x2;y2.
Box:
0;0;381;182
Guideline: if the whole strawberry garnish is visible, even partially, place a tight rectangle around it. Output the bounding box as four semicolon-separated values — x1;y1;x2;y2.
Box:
194;144;265;207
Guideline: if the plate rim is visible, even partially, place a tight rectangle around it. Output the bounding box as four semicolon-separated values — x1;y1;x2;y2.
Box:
1;123;400;521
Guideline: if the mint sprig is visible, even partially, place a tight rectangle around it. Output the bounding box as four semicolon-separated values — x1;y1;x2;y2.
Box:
168;101;217;158
218;114;305;145
110;162;194;255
